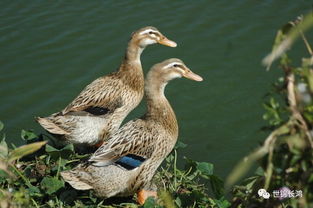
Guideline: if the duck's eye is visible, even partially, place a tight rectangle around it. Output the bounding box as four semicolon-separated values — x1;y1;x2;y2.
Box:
173;64;179;67
149;31;153;34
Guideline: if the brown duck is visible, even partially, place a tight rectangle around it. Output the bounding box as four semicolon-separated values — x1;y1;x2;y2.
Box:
36;26;176;148
61;58;203;204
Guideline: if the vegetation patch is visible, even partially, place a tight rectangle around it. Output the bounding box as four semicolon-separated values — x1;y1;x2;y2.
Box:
0;123;227;208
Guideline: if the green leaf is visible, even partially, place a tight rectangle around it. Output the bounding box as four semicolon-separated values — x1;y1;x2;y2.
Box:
213;197;231;208
45;144;74;159
89;190;98;203
9;141;47;162
21;130;38;141
245;177;258;190
175;141;187;149
40;176;64;195
255;167;265;176
0;138;8;158
143;196;157;208
197;162;213;176
28;185;41;196
175;197;182;207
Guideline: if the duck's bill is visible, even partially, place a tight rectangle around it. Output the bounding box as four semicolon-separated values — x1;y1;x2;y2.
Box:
183;71;203;82
158;37;177;47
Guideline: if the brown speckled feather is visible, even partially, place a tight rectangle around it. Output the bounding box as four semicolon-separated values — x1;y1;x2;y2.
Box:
36;67;144;146
62;74;124;115
89;119;162;166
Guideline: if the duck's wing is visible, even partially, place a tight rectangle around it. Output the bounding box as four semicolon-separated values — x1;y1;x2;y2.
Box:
62;74;124;115
89;119;158;169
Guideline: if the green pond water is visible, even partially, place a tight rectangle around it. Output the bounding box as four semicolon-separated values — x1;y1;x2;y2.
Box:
1;1;312;178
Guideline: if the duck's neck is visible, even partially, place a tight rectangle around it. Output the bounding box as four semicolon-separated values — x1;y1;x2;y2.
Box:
120;39;143;71
144;78;178;137
118;39;145;91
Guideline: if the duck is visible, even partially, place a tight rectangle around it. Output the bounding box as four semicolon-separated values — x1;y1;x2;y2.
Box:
36;26;177;148
61;58;203;204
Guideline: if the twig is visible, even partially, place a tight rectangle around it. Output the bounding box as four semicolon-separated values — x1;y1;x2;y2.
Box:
296;21;313;56
286;68;313;148
173;150;177;190
263;122;291;189
300;30;313;56
264;136;275;189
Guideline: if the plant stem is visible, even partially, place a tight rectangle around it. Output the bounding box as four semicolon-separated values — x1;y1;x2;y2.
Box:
264;145;274;189
31;198;39;208
299;28;313;56
56;157;61;178
10;164;31;187
174;149;177;190
286;68;313;148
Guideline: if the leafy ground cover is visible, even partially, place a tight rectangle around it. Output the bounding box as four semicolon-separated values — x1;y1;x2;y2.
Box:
0;123;228;208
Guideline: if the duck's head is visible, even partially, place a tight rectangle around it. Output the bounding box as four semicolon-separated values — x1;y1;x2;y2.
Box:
132;26;177;48
150;58;203;84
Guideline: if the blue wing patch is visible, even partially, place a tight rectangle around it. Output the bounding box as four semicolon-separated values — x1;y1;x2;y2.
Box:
115;154;146;170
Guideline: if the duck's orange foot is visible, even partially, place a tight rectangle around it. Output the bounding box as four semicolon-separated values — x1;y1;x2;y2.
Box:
137;189;158;205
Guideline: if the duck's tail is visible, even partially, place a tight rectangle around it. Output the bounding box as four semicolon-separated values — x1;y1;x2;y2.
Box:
35;116;69;135
61;170;93;190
